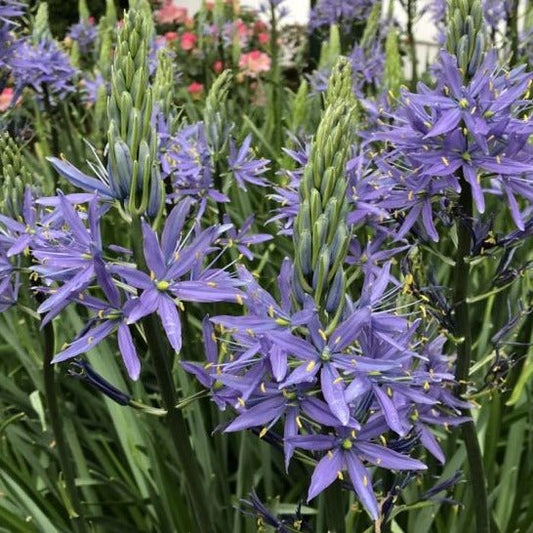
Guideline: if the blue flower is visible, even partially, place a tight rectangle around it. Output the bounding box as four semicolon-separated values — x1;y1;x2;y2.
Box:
113;200;244;352
9;38;76;99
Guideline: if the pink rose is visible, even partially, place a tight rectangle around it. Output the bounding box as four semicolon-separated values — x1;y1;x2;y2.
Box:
213;60;224;74
0;88;14;112
188;82;204;99
181;31;198;51
258;32;269;44
164;31;178;42
155;1;187;25
238;50;271;77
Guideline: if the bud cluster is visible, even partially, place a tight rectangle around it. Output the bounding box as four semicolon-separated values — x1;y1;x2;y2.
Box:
107;5;161;217
293;58;356;328
0;134;38;218
445;0;487;78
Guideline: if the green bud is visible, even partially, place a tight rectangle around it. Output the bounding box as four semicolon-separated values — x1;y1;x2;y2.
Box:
33;2;52;43
298;230;313;276
446;0;487;79
78;0;90;21
383;29;403;97
312;215;329;266
293;58;356;321
312;248;330;305
290;81;309;133
154;49;175;117
0;134;38;217
325;269;346;314
360;2;382;51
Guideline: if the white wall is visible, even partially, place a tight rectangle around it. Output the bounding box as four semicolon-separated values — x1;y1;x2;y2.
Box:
173;0;438;40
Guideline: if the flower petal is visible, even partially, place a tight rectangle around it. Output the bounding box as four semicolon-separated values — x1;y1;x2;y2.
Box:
307;449;343;501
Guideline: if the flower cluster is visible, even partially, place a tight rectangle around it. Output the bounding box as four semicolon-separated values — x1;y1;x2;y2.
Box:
0;185;249;380
9;38;77;99
309;0;374;32
374;50;533;240
183;260;465;519
66;18;97;55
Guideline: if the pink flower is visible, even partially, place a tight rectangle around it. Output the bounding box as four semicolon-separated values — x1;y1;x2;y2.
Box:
234;19;250;46
155;1;187;25
258;32;269;44
181;31;197;51
188;82;204;99
253;20;267;33
238;50;271;77
213;60;224;73
0;88;14;112
164;31;178;42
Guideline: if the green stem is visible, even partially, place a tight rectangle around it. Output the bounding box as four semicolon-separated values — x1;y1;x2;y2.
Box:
42;322;87;533
308;0;321;70
213;158;226;226
131;218;214;533
508;0;520;66
406;0;418;88
324;482;346;533
269;1;282;158
452;181;491;533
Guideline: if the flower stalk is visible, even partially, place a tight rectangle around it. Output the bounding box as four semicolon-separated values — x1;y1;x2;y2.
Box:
446;0;490;530
42;321;87;533
130;217;215;533
452;177;491;533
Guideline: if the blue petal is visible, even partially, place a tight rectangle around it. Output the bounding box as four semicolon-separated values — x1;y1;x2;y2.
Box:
307;449;343;501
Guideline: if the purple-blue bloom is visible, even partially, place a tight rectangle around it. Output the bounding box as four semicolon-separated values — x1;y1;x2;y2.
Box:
227;135;269;190
218;215;272;260
309;0;373;31
67;19;97;55
291;426;426;519
9;38;77;99
374;50;533;239
113;200;245;352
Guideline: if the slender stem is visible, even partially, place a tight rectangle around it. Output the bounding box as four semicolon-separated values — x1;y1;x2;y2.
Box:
508;0;520;66
308;0;321;70
452;180;491;533
406;0;418;88
131;217;214;533
269;1;282;157
42;86;60;190
42;322;87;533
144;314;214;533
213;158;226;226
